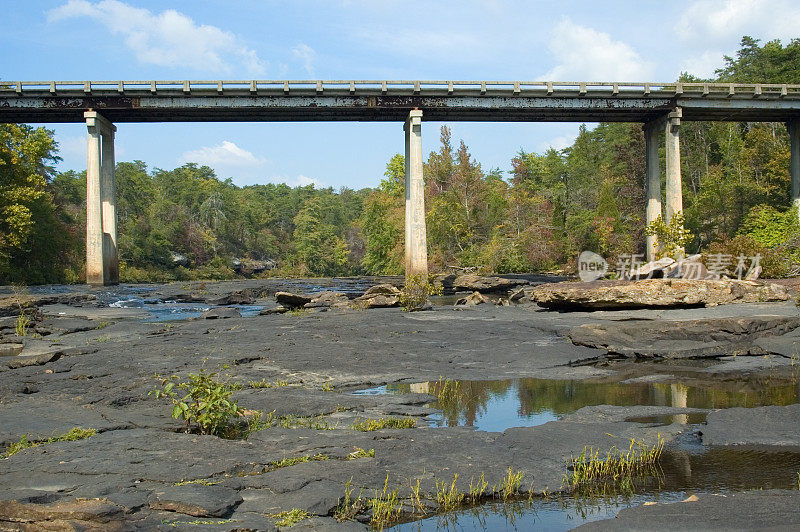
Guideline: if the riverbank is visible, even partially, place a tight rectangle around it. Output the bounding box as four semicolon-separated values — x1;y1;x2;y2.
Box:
1;278;799;530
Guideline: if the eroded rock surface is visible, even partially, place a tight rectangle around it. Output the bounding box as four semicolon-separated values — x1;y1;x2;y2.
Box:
532;278;791;310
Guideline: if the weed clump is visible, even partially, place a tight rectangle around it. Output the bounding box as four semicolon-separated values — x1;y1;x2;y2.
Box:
350;417;416;432
564;437;664;492
270;508;310;527
1;427;97;459
369;475;403;529
347;447;375;460
150;369;243;436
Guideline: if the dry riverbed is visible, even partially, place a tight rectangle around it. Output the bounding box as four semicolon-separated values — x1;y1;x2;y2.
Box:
0;278;799;531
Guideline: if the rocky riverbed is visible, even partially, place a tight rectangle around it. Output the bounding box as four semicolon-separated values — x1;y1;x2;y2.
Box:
0;277;799;531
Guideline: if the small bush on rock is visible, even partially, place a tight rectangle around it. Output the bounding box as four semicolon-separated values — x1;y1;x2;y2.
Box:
399;274;443;311
150;369;244;436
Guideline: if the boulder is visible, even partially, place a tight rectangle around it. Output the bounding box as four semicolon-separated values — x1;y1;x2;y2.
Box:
275;291;312;308
0;343;24;356
305;291;349;309
531;279;791;311
626;257;674;279
199;307;241;319
362;284;401;297
357;294;399;309
453;274;527;293
508;287;526;302
455;291;490;306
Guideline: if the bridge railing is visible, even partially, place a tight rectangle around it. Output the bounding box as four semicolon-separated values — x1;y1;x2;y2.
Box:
3;80;800;98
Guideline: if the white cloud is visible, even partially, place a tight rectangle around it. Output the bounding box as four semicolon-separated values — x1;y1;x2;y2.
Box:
48;0;266;75
536;133;577;153
270;174;326;188
543;19;654;81
677;0;800;47
679;50;725;79
292;43;317;77
180;141;266;168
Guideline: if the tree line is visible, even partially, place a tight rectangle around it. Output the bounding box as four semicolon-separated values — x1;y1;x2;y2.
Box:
1;37;798;285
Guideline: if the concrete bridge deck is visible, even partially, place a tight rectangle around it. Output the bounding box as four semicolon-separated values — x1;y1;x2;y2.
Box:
3;80;800;123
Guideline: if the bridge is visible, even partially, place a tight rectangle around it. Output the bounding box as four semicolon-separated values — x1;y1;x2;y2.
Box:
3;80;800;285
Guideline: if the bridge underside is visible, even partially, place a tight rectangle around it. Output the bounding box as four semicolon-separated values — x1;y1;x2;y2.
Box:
3;94;800;123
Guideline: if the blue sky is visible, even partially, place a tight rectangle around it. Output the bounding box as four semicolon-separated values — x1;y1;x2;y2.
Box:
3;0;800;189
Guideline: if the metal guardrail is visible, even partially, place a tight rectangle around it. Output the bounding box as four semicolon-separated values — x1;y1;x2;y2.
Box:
2;80;799;98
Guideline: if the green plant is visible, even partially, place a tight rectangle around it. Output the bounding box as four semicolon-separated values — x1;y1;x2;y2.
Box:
645;214;692;260
150;369;244;436
409;479;426;513
500;467;524;501
174;478;218;486
468;472;488;503
399;273;443;311
269;453;329;469
270;508;310;527
1;427;97;459
334;478;365;521
436;474;466;511
564;436;664;491
320;381;335;392
14;312;30;337
347;447;375;460
350;417;416;431
369;475;402;529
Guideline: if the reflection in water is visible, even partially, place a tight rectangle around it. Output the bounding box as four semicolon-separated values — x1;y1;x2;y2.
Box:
391;448;800;531
374;377;799;432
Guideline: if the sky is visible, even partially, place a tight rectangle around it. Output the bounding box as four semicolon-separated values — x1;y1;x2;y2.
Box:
3;0;800;189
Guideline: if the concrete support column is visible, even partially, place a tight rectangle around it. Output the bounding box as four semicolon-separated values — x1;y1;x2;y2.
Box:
85;111;118;285
665;108;684;256
789;118;800;224
404;109;428;279
643;120;663;262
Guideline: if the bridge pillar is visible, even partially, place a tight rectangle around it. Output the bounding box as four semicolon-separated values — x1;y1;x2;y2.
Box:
404;109;428;279
790;118;800;224
665;108;684;256
85;111;119;286
643;120;663;262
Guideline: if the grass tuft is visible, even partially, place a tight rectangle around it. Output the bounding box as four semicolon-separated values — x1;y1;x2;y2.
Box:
347;447;375;460
270;508;311;527
350;417;416;432
369;475;403;529
1;427;97;459
564;436;664;492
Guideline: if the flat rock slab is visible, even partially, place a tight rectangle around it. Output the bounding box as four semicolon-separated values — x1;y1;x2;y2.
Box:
702;404;800;447
569;315;800;358
149;484;242;517
532;279;791;310
575;489;800;531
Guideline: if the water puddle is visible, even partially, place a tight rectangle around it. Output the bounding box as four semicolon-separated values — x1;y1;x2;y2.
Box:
355;378;799;432
392;448;800;531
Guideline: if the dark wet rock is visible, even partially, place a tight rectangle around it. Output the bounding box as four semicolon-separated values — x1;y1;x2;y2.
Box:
752;329;800;357
170;293;208;303
200;307;242;319
560;404;709;424
532;279;791;310
0;497;126;530
569;315;800;358
703;404;800;447
575;490;800;531
275;292;312;308
453;273;527;293
207;290;255;305
149;484;242;517
455;291;490;306
36;317;101;335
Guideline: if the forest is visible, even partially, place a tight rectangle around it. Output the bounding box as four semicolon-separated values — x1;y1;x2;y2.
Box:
1;37;799;285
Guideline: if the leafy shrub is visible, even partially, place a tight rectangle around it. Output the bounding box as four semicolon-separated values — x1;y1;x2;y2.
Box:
702;235;786;278
398;274;443;310
645;214;693;259
150;369;244;436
